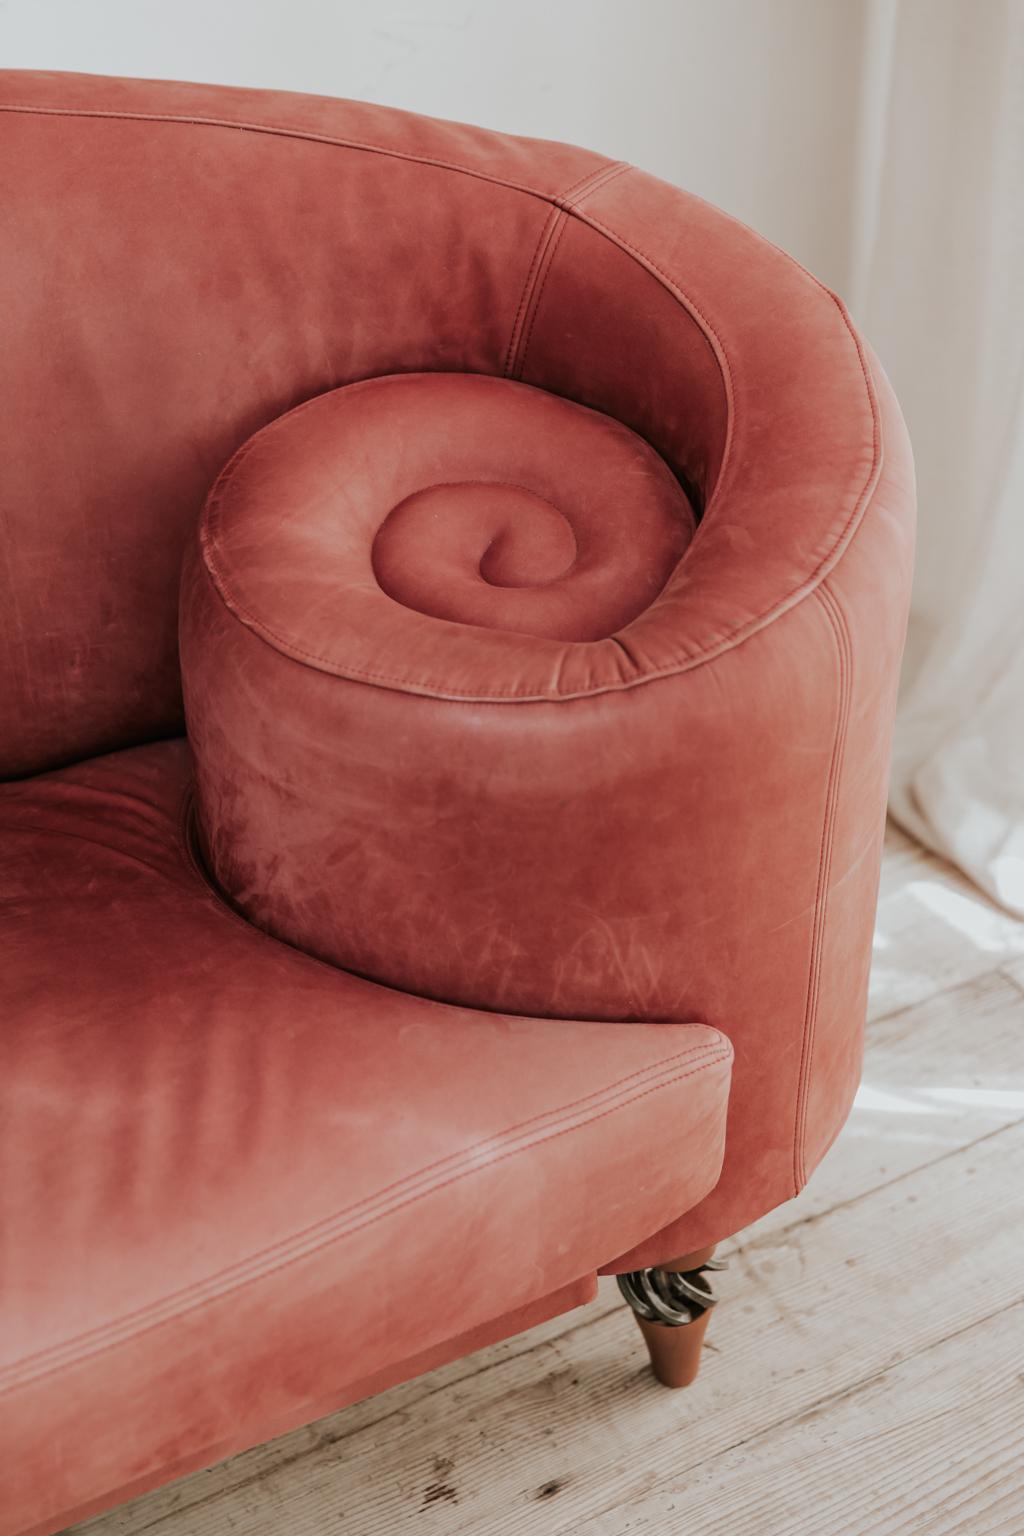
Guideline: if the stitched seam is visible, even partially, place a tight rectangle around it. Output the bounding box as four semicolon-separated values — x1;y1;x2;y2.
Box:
0;100;582;202
9;99;883;699
506;205;564;379
557;159;633;209
516;210;570;380
503;163;626;379
575;208;879;529
5;96;878;580
0;1045;730;1394
792;581;852;1192
16;786;726;1283
503;204;561;377
199;306;879;701
556;160;624;205
512;162;630;381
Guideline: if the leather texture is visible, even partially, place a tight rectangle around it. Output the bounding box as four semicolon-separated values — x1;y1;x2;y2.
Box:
1;67;915;1536
0;741;732;1536
10;1279;599;1536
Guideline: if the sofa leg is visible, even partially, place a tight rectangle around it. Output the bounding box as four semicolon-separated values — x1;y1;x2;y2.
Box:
616;1243;726;1388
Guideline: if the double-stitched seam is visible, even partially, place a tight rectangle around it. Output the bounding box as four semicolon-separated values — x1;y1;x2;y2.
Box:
504;163;627;380
792;580;853;1192
504;204;564;377
512;163;632;381
575;207;738;500
0;1041;730;1394
556;159;633;211
573;206;882;530
9;100;882;701
505;207;566;379
200;308;879;703
515;211;570;381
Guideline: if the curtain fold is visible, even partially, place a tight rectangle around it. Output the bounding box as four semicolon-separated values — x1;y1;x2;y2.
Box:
852;0;1024;914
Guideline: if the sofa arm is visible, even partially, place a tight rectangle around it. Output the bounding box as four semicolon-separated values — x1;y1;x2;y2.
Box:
180;366;704;1005
179;141;914;1258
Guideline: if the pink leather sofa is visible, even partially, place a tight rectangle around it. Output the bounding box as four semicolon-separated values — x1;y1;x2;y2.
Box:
0;71;915;1536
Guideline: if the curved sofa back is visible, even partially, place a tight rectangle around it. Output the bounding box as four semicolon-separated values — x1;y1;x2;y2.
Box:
0;71;725;776
1;72;915;1251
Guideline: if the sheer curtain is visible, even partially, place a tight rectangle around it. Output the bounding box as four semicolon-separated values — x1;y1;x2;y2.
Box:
849;0;1024;915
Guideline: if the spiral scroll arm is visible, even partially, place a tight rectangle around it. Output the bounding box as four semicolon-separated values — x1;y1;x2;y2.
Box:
616;1255;727;1327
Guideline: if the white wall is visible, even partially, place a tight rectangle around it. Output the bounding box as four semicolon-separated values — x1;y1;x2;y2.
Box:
0;0;868;294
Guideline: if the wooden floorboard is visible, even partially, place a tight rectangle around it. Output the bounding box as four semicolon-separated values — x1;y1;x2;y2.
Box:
75;827;1024;1536
582;1302;1024;1535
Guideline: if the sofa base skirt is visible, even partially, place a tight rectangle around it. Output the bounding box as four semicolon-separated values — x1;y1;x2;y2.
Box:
18;1276;598;1536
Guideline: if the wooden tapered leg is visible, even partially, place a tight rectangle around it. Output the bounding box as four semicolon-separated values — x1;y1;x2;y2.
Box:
617;1243;724;1388
634;1306;712;1387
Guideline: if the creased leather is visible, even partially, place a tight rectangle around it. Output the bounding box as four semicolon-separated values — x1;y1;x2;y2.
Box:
1;66;915;1534
0;741;731;1536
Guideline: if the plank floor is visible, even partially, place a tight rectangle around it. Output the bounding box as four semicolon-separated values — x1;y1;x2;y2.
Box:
76;826;1024;1535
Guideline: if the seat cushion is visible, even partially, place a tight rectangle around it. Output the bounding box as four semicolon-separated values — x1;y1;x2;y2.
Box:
0;740;731;1536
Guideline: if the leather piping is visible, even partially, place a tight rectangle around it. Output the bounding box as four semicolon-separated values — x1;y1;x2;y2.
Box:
0;1038;729;1395
793;578;853;1192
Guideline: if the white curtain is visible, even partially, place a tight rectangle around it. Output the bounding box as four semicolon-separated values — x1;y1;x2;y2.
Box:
849;0;1024;914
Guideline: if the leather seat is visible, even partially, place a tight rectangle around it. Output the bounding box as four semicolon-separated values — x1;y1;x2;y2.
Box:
0;740;731;1534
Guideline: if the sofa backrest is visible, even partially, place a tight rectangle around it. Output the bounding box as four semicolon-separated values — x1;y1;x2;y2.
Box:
0;71;729;777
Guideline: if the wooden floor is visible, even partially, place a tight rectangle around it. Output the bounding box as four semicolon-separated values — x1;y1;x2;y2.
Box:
77;826;1024;1536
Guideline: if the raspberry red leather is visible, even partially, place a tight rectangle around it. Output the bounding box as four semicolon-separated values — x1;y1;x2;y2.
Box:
0;68;913;1536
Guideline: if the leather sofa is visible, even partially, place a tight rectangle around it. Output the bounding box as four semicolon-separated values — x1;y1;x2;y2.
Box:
0;71;915;1536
